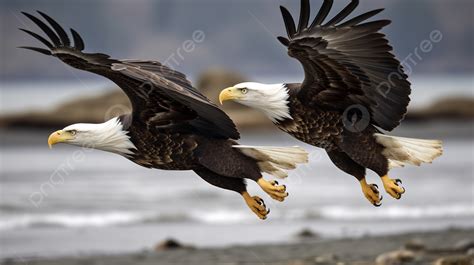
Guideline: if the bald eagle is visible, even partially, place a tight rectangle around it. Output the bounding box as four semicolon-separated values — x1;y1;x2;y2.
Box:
19;11;308;219
219;0;443;206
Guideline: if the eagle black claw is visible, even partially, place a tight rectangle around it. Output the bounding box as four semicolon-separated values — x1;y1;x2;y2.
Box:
363;183;382;206
370;184;380;194
382;177;406;200
243;194;269;220
258;179;288;202
374;195;383;206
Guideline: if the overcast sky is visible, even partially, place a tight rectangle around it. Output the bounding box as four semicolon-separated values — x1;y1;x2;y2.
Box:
1;0;473;81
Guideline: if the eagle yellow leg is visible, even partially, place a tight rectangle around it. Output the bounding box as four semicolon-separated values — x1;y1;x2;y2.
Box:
257;178;288;202
360;178;383;207
381;175;405;199
242;192;269;220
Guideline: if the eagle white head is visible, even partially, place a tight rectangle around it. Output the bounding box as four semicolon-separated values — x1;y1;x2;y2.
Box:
47;117;136;156
219;82;292;122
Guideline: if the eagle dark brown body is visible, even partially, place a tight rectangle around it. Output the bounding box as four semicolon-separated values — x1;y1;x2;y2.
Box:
278;86;343;152
278;86;389;178
20;11;308;220
123;117;261;180
220;0;443;207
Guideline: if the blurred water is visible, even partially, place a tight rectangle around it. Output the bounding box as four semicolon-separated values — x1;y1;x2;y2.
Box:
0;80;113;114
1;75;473;114
0;129;473;258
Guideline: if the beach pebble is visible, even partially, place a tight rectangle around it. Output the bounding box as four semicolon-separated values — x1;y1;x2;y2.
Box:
467;248;474;256
314;253;338;263
297;228;320;239
454;239;474;252
154;238;186;251
433;255;473;265
404;238;425;251
375;250;417;265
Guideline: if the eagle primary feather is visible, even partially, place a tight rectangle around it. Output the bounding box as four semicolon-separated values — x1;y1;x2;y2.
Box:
220;0;442;207
20;11;308;220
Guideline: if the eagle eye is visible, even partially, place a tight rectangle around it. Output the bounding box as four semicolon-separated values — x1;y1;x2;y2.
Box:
240;88;248;94
67;130;77;136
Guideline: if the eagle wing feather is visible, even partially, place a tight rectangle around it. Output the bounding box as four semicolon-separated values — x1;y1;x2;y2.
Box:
19;11;239;140
277;0;411;131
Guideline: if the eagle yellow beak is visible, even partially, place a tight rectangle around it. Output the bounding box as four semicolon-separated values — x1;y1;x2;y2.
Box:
219;87;241;105
48;130;73;149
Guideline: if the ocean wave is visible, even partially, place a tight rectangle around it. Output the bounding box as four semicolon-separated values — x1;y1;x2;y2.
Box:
1;204;473;230
0;212;150;230
315;204;474;220
0;210;253;231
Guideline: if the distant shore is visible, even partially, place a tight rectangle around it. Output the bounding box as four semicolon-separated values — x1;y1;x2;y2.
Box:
3;228;473;265
1;89;473;130
1;69;473;130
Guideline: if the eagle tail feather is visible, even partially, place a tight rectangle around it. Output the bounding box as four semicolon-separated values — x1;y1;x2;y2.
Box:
233;146;309;179
375;134;443;169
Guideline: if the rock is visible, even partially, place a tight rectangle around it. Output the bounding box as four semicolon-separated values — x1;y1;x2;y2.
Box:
0;89;131;129
406;97;474;121
0;68;273;129
154;238;187;251
433;255;473;265
454;239;474;252
404;238;426;252
314;253;338;264
375;250;417;265
467;248;474;256
296;228;320;239
196;68;246;103
195;68;272;129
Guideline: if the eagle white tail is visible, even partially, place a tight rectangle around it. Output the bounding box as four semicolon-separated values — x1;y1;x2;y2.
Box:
233;146;309;179
375;134;443;169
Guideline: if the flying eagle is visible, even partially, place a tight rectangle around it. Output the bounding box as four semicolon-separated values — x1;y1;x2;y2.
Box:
19;11;308;219
219;0;443;206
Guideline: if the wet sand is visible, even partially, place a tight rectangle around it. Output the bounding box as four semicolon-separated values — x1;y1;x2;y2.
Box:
3;228;473;265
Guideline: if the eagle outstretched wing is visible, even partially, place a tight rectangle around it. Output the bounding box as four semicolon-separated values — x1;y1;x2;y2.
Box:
277;0;411;131
19;11;239;140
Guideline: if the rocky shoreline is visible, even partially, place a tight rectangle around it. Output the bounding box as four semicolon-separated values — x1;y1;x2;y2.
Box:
2;228;473;265
1;70;473;130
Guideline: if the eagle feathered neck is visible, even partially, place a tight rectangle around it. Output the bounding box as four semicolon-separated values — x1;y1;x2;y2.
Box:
244;83;292;123
65;117;136;156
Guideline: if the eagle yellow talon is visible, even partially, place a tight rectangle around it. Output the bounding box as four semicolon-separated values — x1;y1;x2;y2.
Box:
381;175;405;200
242;192;269;220
257;178;288;202
360;178;382;207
